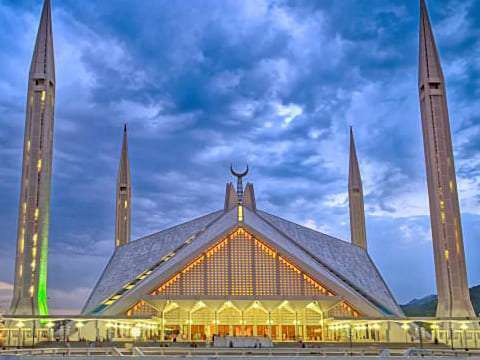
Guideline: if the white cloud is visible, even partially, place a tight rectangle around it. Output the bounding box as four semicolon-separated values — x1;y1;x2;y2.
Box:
275;102;303;128
323;192;348;208
398;221;431;247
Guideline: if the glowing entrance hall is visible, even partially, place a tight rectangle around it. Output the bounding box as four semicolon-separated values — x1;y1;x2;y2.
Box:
124;228;359;341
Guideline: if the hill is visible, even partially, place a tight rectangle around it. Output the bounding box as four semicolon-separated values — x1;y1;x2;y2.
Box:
401;285;480;316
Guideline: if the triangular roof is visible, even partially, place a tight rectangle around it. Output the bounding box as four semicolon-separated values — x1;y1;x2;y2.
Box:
83;206;402;317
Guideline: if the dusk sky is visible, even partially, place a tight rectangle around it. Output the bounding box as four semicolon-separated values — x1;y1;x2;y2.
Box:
0;0;479;313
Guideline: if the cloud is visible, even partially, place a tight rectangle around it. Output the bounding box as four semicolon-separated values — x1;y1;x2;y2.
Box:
0;281;13;313
0;0;479;312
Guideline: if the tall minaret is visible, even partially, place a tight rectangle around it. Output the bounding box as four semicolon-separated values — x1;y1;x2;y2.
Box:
10;0;55;316
115;124;131;248
348;127;367;250
418;0;475;317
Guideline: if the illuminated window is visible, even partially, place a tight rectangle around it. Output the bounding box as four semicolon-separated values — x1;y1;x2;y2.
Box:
41;91;46;102
238;205;244;222
124;200;128;209
127;300;157;316
150;228;338;300
182;256;205;296
327;301;358;318
440;212;446;224
444;250;449;261
230;230;253;296
37;159;42;172
278;256;302;296
206;238;229;296
255;239;276;295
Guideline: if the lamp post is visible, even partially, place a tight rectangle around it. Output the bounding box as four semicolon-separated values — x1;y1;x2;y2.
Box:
348;324;353;356
32;320;36;347
372;323;380;342
76;322;84;342
449;323;454;350
401;323;410;344
16;321;24;347
46;321;54;342
460;323;468;350
418;325;424;350
108;322;115;343
132;326;141;344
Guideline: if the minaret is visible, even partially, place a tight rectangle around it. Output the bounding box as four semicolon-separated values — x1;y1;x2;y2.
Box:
418;0;475;317
115;124;131;248
10;0;55;315
348;127;367;250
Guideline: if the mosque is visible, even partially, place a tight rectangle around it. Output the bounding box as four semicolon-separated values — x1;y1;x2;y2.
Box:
1;0;478;347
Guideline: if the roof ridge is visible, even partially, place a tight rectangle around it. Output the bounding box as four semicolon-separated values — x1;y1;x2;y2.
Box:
257;210;356;249
117;209;224;250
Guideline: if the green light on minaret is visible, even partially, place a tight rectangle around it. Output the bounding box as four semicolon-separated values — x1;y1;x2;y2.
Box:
38;212;49;316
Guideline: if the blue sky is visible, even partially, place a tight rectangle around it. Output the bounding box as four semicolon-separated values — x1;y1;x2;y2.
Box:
0;0;479;313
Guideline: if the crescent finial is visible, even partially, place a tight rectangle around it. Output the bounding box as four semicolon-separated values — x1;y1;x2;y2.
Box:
230;164;249;178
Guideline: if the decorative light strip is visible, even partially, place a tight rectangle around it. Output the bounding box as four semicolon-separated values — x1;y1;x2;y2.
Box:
93;231;204;313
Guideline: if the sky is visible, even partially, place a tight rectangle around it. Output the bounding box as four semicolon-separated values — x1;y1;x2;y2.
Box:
0;0;479;314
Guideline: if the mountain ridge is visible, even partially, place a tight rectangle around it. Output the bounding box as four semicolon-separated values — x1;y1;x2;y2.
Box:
401;285;480;317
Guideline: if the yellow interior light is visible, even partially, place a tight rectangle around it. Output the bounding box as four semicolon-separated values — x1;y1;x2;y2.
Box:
238;205;244;222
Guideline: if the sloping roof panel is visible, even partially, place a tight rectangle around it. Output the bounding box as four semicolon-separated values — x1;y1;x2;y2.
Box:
256;210;403;316
82;210;224;313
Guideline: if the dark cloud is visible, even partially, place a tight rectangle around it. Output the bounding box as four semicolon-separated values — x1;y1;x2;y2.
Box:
0;0;479;311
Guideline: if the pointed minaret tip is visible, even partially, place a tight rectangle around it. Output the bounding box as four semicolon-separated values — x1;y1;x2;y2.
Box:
116;125;132;248
418;0;444;84
348;127;361;187
30;0;55;83
348;126;367;250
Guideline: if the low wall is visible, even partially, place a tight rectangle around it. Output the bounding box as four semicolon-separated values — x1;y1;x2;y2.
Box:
1;357;480;360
